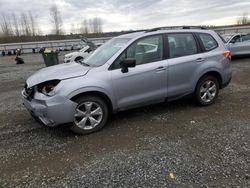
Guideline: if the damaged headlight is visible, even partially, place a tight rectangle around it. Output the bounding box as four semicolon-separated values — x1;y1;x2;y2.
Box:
37;80;61;96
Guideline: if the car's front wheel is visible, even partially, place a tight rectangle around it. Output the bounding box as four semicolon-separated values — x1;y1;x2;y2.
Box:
195;75;219;106
71;96;109;134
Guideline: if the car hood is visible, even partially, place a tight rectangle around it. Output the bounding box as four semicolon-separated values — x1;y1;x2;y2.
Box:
26;62;90;87
65;52;78;57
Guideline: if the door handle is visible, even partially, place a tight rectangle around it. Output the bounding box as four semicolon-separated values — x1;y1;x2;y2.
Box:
155;66;166;71
196;58;205;63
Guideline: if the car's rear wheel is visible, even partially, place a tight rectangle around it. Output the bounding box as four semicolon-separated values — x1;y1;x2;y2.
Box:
195;75;219;106
75;56;83;63
71;96;108;134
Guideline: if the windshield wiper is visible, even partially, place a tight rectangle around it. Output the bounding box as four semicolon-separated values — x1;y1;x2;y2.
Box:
79;61;90;67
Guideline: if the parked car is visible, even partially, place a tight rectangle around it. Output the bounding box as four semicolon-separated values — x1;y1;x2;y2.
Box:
221;33;250;56
72;44;85;50
22;27;232;134
64;45;92;63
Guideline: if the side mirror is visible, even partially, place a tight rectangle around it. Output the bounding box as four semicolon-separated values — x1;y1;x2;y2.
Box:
120;58;136;73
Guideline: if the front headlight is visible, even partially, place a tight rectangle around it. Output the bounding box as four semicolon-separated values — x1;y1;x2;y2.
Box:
37;80;61;96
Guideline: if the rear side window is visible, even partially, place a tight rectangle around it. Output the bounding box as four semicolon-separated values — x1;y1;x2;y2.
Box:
199;33;218;51
230;35;241;43
242;34;250;42
167;33;198;58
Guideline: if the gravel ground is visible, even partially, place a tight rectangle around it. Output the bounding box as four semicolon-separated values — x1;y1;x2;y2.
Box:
0;53;249;187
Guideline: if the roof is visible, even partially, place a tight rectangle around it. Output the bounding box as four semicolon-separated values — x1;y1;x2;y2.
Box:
116;28;215;40
221;33;247;36
116;32;145;39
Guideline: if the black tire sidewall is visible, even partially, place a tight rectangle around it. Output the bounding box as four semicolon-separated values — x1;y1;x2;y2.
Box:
71;96;109;134
195;76;219;106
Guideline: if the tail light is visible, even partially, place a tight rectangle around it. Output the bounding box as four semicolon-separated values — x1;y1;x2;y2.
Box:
223;51;231;60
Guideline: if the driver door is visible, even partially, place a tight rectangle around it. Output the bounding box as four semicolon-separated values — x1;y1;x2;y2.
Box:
229;35;242;55
110;35;168;110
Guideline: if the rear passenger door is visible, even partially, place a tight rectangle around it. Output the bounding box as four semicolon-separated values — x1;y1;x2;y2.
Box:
166;33;204;98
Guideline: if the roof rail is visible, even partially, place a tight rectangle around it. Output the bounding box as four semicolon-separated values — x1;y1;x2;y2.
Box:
145;26;207;33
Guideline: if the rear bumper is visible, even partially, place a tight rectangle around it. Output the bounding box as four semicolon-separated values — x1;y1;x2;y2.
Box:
221;73;232;89
22;90;77;127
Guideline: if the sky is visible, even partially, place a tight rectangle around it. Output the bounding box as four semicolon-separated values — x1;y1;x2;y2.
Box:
0;0;250;34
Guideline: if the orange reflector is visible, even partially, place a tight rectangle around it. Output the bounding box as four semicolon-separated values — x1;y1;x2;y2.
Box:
223;51;231;59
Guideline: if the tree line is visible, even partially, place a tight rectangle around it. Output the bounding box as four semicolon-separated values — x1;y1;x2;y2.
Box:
1;5;249;42
1;12;37;37
0;5;103;38
236;13;250;25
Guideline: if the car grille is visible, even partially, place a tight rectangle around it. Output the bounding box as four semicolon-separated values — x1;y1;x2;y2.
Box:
24;83;35;101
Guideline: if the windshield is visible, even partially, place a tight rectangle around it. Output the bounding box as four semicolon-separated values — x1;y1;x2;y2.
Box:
83;38;130;67
79;46;89;52
221;34;234;43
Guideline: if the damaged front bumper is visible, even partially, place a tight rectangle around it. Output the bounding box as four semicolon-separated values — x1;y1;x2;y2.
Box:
22;90;77;127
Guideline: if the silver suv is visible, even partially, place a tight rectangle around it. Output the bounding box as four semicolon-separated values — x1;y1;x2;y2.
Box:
22;27;232;134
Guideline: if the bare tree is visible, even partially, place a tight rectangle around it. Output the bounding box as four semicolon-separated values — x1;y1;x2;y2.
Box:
92;17;103;33
92;18;98;33
29;12;36;36
50;5;63;35
12;13;20;36
0;13;12;37
76;23;81;34
70;23;76;34
237;13;250;25
81;19;89;34
88;18;93;33
21;12;31;36
97;17;103;33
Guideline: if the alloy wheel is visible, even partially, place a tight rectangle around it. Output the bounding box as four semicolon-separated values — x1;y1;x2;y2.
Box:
200;80;217;103
74;101;103;130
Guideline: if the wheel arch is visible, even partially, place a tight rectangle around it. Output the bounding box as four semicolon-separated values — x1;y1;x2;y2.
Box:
74;56;84;61
70;90;115;114
196;71;223;89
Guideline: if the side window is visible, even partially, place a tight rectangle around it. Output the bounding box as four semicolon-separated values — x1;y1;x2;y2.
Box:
199;33;218;51
168;33;198;58
242;34;250;42
112;35;163;69
230;35;241;43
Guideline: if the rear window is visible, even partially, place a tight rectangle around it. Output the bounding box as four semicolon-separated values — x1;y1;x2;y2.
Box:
198;33;218;51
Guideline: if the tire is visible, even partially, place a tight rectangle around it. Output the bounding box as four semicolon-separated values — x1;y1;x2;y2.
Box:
75;56;83;62
194;75;219;106
70;95;109;134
